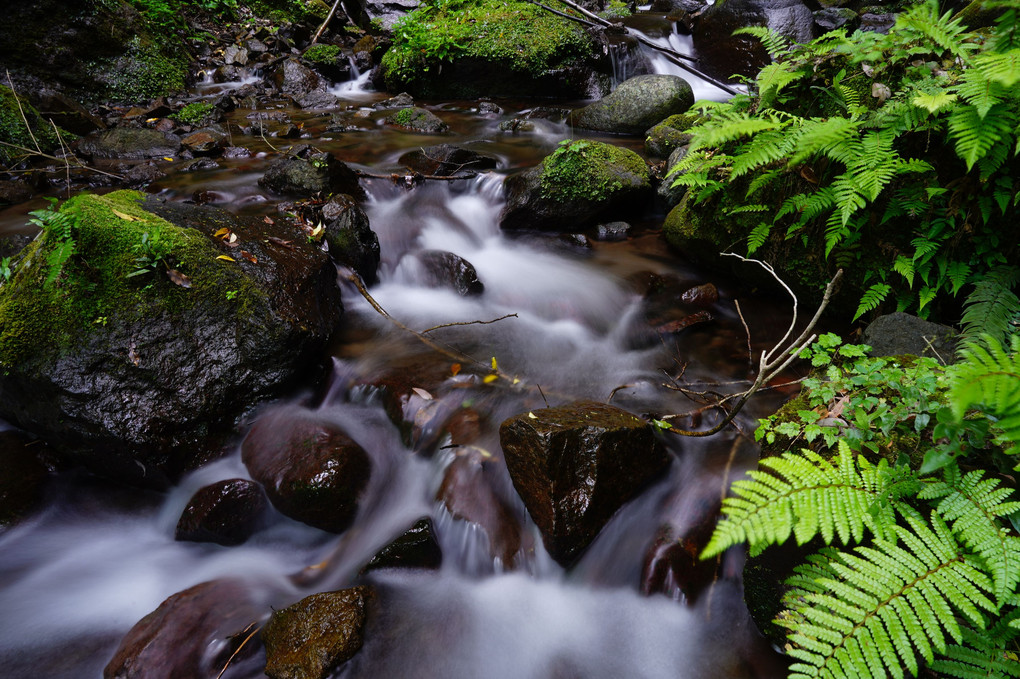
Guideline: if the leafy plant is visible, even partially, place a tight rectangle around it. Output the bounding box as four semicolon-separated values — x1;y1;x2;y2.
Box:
127;230;173;279
706;333;1020;679
28;197;78;287
171;101;215;125
669;1;1020;321
0;257;11;283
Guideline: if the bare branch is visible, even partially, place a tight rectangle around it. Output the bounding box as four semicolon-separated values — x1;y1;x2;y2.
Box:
420;313;519;335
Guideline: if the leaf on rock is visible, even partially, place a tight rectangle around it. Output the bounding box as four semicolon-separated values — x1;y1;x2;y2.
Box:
166;268;193;288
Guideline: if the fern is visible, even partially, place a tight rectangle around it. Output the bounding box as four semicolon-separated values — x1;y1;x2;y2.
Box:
928;599;1020;679
780;511;996;679
854;282;892;321
960;266;1020;345
947;335;1020;454
948;103;1015;171
920;467;1020;600
702;442;912;559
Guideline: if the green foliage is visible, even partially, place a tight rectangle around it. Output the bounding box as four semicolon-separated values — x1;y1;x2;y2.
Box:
28;198;79;288
670;0;1020;321
0;85;62;166
302;43;341;64
708;333;1020;679
171;101;216;125
960;266;1020;348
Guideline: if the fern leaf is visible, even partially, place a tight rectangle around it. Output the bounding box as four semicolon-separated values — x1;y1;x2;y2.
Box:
929;599;1020;679
747;222;772;254
854;283;892;321
787;117;860;168
733;26;792;57
976;49;1020;88
948;102;1014;171
912;90;959;114
955;68;1006;119
948;335;1020;454
701;442;909;558
960;266;1020;346
893;255;915;287
896;0;975;62
755;62;806;108
781;512;996;679
920;465;1020;600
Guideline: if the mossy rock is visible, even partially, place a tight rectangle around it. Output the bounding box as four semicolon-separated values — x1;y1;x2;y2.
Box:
568;74;696;136
0;191;342;486
644;113;698;158
379;0;610;98
500;140;651;232
383;107;449;134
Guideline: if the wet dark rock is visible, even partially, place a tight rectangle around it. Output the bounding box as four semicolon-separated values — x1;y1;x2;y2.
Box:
384;107;449;134
524;106;571;123
0;179;33;205
680;282;719;309
438;453;529;567
498;118;536;133
397;144;498;177
0;233;34;259
641;485;722;604
416;250;485;296
814;7;859;32
863;312;957;359
180;131;222;155
213;64;243;82
320;194;380;284
275;123;303;139
179;157;221;172
294;90;344;110
693;0;815;81
500;141;651;232
223;44;249;66
568;75;695;136
241;406;371;533
595;221;630;241
0;191;343;486
271;58;327;98
860;11;897;33
259;150;365;199
658;145;688;208
374;92;415;109
263;587;372;679
76;128;182;160
362;518;442;572
499;401;670;565
559;233;593;249
175;478;268;546
33;88;105;136
222;146;253;159
104;579;263;679
476;100;503;117
645;113;698;158
122;162;166;188
0;430;52;528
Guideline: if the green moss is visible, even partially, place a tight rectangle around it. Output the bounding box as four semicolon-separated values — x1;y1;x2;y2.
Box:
171;101;216;125
540;140;649;203
380;0;597;94
0;86;62;165
302;43;342;64
85;35;188;102
0;191;261;370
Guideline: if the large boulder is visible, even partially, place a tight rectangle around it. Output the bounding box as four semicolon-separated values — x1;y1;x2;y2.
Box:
568;75;695;136
76;127;182;160
0;191;343;486
104;579;264;679
693;0;815;81
499;401;671;565
270;58;327;98
241;406;372;534
320;195;380;284
259;146;365;199
397;143;498;177
346;0;421;30
379;0;611;99
863;312;957;359
500;140;651;232
263;587;373;679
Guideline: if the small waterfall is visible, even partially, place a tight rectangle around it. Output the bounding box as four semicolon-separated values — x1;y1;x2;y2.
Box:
331;57;374;99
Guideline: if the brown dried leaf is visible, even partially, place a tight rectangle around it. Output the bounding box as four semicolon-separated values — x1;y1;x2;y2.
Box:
267;236;295;249
166;268;193;288
240;250;258;264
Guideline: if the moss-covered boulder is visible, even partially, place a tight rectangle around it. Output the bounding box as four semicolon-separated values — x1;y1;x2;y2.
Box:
499;401;670;566
263;587;373;679
568;74;695;136
645;112;698;158
0;0;188;104
379;0;611;98
0;191;343;486
500;140;651;232
383;107;449;134
76;127;182;160
259;147;365;199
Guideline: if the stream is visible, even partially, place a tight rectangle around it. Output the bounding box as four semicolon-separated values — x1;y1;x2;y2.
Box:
0;15;793;679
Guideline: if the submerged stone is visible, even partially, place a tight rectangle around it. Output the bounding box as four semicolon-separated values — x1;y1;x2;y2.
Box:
499;401;670;565
76;127;182;159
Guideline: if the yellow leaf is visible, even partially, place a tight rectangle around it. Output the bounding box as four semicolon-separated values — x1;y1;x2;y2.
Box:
216;255;236;262
528;412;537;419
490;356;498;370
112;209;138;221
482;374;498;384
451;363;461;376
213;228;231;238
162;157;173;162
512;378;520;385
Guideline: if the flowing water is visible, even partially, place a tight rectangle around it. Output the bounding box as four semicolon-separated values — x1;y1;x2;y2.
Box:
0;21;794;679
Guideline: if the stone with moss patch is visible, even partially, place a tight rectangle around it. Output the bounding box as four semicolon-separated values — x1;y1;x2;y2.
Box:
568;74;695;136
0;191;342;486
171;101;217;126
383;107;448;134
379;0;610;98
501;140;651;232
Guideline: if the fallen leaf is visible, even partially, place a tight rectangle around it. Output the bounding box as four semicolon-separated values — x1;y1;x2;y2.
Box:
263;216;274;224
528;412;537;419
483;374;498;384
450;363;461;376
309;223;325;241
240;250;258;264
112;209;138;221
412;387;433;400
216;255;236;262
490;356;498;370
166;268;193;288
228;232;239;244
213;227;231;239
162;157;173;162
267;236;295;249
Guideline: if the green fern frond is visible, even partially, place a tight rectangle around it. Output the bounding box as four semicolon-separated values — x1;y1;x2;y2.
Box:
787;117;859;167
920;465;1020;600
929;599;1020;679
755;62;806;107
745;168;783;198
897;0;975;62
990;8;1020;52
948;102;1014;171
731;129;795;177
854;282;892;321
960;266;1020;346
689;111;782;151
955;68;1006;119
747;222;772;254
780;512;996;679
975;49;1020;88
948;335;1020;453
702;443;912;559
912;90;959;114
733;26;792;57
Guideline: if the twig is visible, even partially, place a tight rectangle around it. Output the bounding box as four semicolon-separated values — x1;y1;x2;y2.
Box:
216;621;262;679
6;69;40;153
311;0;343;45
355;169;480;182
0;140;125;180
50;121;71;198
734;299;754;372
420;313;518;334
